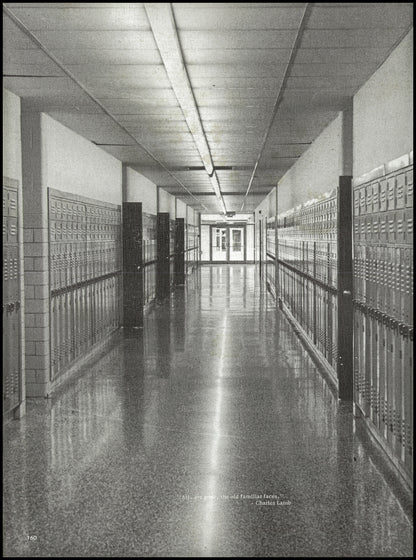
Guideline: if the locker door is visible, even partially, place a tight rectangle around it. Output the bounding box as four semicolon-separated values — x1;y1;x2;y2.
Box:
3;186;21;415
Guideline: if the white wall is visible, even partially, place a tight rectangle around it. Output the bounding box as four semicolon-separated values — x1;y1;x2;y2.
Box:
277;113;344;213
246;223;255;261
201;224;210;262
41;114;122;204
176;199;187;219
353;29;413;177
188;207;198;225
3;88;22;183
267;188;276;218
254;196;269;262
158;188;176;217
125;167;157;214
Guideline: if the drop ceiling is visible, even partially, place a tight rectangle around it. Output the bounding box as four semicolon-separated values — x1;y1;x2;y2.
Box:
3;2;413;214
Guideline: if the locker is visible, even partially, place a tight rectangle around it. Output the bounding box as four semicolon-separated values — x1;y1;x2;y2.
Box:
379;179;387;212
387;211;396;243
396;210;405;243
402;331;413;468
384;324;396;447
3;185;22;415
379;213;387;243
48;192;121;379
372;182;380;213
404;208;413;242
366;184;373;214
403;248;412;326
387;177;396;210
405;169;413;207
396;173;405;209
359;187;366;215
370;315;379;429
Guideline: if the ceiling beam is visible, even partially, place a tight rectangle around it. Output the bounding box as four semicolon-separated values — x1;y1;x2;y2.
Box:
2;4;209;213
144;2;226;215
240;3;314;211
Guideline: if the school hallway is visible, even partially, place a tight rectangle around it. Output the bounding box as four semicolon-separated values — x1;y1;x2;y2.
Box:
3;265;412;558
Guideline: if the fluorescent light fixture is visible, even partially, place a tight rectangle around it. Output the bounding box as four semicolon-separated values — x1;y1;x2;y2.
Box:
145;3;226;213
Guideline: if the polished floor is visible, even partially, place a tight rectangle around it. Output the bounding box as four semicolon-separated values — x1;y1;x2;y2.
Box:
3;265;413;557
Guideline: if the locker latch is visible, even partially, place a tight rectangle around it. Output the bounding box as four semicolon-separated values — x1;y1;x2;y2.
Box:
399;323;409;337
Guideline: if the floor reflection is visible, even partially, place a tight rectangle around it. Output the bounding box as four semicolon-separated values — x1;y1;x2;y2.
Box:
3;265;413;557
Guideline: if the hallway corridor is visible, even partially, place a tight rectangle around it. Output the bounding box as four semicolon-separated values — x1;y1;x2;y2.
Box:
3;266;413;557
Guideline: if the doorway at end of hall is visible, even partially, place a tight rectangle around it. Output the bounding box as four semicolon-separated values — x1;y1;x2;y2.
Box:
210;225;246;263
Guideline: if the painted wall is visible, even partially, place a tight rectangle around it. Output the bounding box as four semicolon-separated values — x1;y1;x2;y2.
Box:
125;166;157;214
41;114;122;204
276;113;343;214
254;196;269;263
188;207;197;226
176;199;187;219
201;224;210;262
353;28;413;177
3;88;22;184
158;188;176;217
246;223;255;261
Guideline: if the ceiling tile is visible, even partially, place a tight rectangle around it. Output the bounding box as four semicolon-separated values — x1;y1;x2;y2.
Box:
173;6;304;30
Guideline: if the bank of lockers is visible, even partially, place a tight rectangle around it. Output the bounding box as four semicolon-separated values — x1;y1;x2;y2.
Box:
266;217;276;295
353;165;413;479
169;219;176;287
277;190;338;371
142;212;157;308
3;184;22;415
49;190;121;381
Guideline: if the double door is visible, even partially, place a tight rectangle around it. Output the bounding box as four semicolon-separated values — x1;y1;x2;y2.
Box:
211;226;245;262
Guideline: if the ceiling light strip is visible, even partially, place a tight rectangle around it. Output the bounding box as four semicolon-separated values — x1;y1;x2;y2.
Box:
2;4;208;212
240;3;314;211
144;2;226;214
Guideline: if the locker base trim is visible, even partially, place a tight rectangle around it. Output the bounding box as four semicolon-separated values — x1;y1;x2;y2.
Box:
200;261;255;265
48;328;120;397
354;403;413;500
266;280;277;301
3;400;26;424
279;298;339;399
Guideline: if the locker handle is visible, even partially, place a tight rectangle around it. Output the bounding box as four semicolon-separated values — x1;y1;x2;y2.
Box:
399;323;409;337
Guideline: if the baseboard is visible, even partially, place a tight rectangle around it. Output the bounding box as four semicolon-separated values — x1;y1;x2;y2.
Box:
354;403;413;506
200;260;255;265
279;298;339;398
47;328;121;397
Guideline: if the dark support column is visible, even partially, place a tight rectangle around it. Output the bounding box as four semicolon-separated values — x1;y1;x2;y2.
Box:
175;217;185;286
122;202;143;328
157;212;170;301
337;175;353;400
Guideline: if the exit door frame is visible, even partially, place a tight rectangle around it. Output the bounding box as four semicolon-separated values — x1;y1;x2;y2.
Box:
209;224;247;263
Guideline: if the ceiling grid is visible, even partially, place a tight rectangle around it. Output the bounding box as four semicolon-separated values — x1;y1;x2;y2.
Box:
3;2;413;214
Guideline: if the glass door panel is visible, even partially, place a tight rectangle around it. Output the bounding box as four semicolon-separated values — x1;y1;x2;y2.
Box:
229;227;244;261
211;227;228;261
